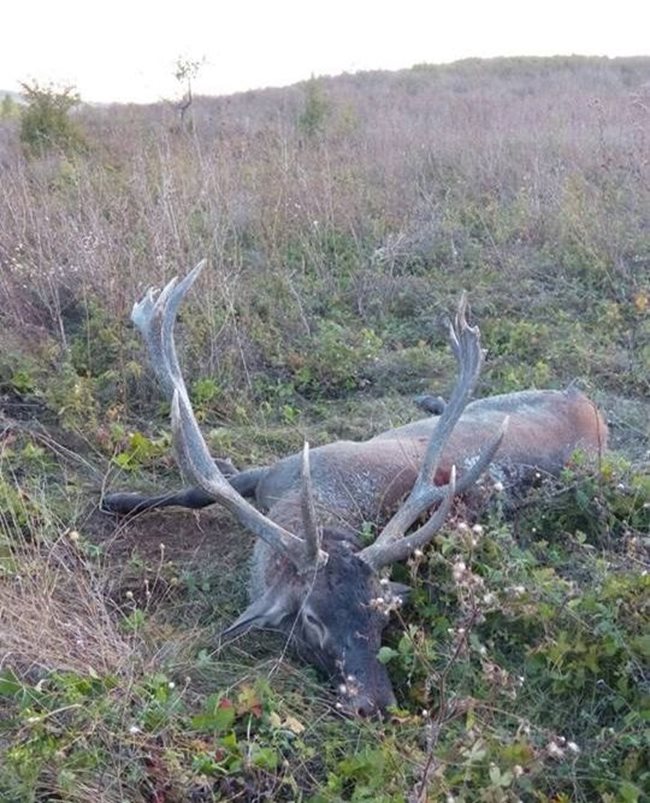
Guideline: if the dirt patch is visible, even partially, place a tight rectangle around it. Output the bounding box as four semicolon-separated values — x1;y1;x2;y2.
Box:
85;502;255;621
89;505;252;568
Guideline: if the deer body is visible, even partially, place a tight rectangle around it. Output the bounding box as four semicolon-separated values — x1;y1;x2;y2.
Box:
103;262;607;715
253;388;606;515
241;386;606;713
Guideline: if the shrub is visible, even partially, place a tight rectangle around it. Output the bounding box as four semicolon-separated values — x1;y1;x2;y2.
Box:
298;76;330;138
1;93;20;120
19;81;86;156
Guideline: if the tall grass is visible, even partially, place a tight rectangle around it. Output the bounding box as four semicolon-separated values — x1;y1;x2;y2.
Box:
1;56;648;421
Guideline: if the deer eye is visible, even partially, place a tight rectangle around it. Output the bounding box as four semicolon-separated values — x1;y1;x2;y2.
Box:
302;612;328;647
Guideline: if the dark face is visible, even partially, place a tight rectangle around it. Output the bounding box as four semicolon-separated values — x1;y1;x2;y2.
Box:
223;533;408;716
292;549;399;716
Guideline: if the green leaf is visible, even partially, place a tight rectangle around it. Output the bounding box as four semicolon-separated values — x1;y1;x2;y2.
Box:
112;451;133;469
619;781;641;803
0;671;22;697
377;646;399;665
191;696;236;732
251;745;279;771
631;634;650;658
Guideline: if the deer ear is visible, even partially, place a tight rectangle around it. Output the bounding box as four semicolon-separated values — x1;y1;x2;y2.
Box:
388;582;412;604
220;584;295;639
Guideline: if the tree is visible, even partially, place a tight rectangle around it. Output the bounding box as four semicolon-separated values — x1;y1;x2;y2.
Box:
173;56;204;129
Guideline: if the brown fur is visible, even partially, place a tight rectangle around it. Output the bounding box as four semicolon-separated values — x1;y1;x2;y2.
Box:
255;388;607;525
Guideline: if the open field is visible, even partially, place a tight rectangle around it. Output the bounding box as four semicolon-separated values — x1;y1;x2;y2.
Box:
0;56;649;801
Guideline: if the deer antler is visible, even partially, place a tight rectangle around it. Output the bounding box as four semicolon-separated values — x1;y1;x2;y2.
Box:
134;261;327;573
300;442;323;568
360;293;507;570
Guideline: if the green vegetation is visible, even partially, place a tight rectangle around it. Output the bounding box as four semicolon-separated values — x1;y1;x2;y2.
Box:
0;56;648;801
18;81;86;156
1;93;20;120
298;76;331;138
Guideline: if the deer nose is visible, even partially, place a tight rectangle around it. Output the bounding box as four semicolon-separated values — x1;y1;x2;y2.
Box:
352;695;377;718
344;689;396;718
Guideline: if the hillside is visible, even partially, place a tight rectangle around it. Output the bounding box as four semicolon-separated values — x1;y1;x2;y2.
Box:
0;56;648;802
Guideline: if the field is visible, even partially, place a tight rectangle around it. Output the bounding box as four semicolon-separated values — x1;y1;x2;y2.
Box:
0;56;648;801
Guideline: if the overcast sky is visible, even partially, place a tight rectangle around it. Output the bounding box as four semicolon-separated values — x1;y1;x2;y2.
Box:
2;0;649;103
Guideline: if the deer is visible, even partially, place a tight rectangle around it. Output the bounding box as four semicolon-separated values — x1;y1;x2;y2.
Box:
102;261;608;716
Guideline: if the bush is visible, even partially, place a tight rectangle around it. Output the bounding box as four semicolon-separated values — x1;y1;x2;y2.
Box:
19;81;86;156
298;76;330;138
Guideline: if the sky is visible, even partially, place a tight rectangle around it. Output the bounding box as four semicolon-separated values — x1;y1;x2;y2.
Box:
2;0;649;104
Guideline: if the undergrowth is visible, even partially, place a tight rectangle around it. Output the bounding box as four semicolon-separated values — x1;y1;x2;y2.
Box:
0;420;647;801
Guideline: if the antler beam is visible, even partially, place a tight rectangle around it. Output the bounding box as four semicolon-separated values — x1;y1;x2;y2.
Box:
360;294;507;570
133;261;327;572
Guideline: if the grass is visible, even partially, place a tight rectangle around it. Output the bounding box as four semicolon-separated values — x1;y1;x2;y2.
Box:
0;56;648;801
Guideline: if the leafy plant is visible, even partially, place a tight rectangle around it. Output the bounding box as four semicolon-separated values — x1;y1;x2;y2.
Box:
294;320;383;395
112;430;170;471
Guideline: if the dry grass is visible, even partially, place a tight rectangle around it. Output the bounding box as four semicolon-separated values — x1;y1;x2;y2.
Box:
0;539;131;676
1;56;648;410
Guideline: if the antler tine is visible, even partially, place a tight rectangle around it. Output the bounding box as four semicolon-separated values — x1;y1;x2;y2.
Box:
301;442;323;570
417;292;483;486
365;467;457;567
360;292;504;571
130;260;206;401
159;260;207;395
133;261;323;570
131;282;176;402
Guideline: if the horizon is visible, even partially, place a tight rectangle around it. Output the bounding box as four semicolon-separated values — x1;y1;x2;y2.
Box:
6;53;650;108
2;0;649;105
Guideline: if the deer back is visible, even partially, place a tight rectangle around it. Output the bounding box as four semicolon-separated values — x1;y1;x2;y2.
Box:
254;387;607;515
